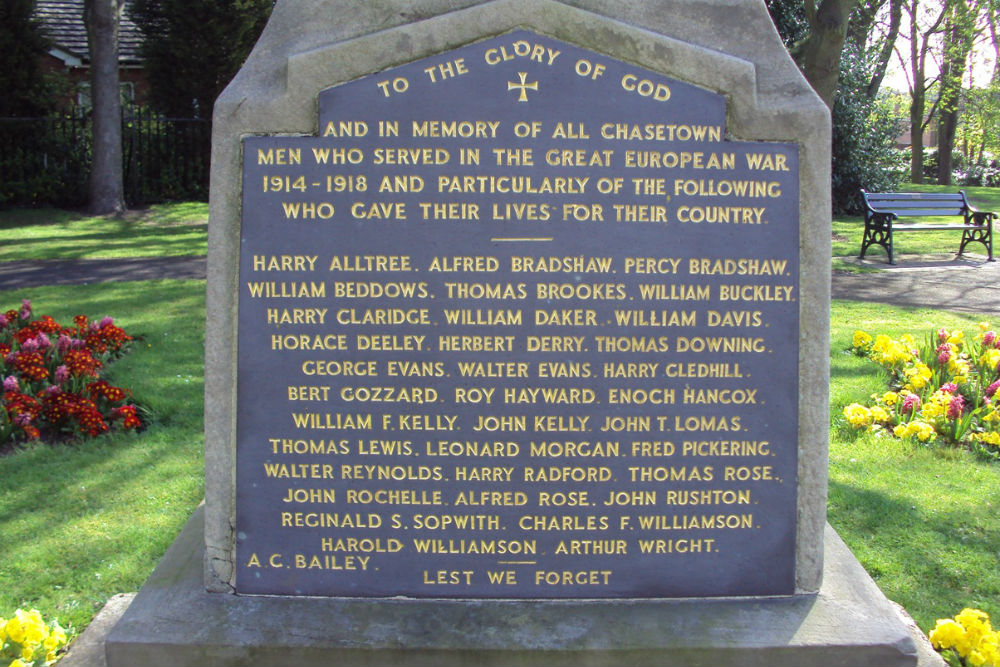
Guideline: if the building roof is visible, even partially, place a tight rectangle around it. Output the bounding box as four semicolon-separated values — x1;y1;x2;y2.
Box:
34;0;144;67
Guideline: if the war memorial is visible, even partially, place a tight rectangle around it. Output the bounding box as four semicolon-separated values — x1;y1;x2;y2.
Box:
105;1;920;664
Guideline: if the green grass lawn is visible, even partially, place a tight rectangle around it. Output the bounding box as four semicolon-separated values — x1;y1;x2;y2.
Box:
833;184;1000;272
0;282;205;634
0;202;208;261
828;301;1000;632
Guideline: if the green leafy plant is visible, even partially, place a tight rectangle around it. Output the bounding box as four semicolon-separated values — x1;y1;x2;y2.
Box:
0;608;70;666
843;322;1000;456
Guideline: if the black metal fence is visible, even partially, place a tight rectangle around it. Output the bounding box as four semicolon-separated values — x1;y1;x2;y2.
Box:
0;108;210;208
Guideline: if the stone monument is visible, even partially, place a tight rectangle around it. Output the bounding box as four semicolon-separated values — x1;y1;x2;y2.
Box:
106;1;920;665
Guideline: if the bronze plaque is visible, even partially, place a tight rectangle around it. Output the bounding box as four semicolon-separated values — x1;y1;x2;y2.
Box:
236;30;799;597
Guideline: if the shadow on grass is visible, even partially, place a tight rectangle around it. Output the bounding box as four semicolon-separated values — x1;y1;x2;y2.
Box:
828;474;1000;629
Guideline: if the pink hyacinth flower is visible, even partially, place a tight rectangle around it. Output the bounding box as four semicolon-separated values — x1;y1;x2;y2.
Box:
947;395;965;420
901;394;921;414
938;328;949;343
0;314;7;327
99;316;114;328
19;299;31;320
940;382;958;394
21;338;38;354
34;333;50;350
3;376;18;392
937;350;950;365
57;334;73;354
987;380;1000;399
14;412;31;426
54;365;69;384
985;331;997;347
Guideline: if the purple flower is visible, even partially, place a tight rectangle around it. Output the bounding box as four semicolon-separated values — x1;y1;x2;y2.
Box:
19;299;31;320
985;331;997;347
99;316;114;328
3;376;18;392
947;395;965;420
54;365;69;384
34;333;50;350
4;352;16;365
57;334;73;354
14;412;31;426
21;339;38;354
938;328;949;343
901;394;921;414
940;382;959;394
0;314;7;328
987;380;1000;399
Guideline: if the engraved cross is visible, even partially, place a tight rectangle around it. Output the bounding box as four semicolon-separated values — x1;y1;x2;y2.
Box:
507;72;538;102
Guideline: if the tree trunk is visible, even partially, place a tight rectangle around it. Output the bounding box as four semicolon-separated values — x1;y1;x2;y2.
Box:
795;0;854;109
85;0;125;215
936;0;977;185
910;89;925;183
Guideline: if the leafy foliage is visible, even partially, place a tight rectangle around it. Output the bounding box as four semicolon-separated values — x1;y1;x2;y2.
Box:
765;0;905;214
832;42;905;214
128;0;273;118
0;0;55;116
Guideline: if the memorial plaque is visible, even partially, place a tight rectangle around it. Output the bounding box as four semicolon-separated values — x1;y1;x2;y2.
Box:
235;30;799;598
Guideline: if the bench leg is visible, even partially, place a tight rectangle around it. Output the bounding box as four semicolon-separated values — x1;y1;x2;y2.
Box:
860;221;894;264
959;226;994;261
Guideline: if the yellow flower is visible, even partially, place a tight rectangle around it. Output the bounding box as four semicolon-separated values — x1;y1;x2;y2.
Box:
980;348;1000;369
903;362;932;392
893;420;936;442
843;403;872;428
853;330;872;349
870;406;890;423
930;618;966;650
979;321;991;332
5;617;25;644
973;432;1000;447
882;391;899;406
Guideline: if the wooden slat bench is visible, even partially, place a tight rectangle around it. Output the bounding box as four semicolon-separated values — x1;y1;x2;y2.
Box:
859;190;996;264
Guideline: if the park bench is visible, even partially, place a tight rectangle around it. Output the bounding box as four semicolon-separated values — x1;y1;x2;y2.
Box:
859;189;995;265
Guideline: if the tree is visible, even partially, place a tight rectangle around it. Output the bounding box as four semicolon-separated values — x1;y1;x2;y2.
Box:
128;0;272;118
85;0;125;215
847;0;904;99
935;0;983;184
902;0;949;183
0;0;54;116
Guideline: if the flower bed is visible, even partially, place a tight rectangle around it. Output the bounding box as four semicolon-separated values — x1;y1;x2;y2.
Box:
844;323;1000;456
929;608;999;667
0;608;69;666
1;300;141;447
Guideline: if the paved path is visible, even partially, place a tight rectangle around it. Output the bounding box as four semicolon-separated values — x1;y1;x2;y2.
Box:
1;253;997;317
0;256;207;289
832;254;1000;316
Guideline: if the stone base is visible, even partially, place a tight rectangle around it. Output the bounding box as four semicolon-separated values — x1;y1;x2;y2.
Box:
106;506;917;667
